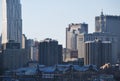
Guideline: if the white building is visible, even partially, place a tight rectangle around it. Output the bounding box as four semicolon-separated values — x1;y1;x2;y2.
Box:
2;0;22;47
65;23;88;61
66;23;88;50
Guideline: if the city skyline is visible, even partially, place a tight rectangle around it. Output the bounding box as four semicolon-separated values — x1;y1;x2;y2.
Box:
0;0;120;47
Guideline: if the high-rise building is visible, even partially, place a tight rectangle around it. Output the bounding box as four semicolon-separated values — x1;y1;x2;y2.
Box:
66;23;88;50
30;40;39;61
58;45;63;64
38;38;63;66
25;39;35;61
77;32;120;64
84;39;112;67
77;12;120;64
2;0;22;47
25;39;34;49
95;11;120;35
25;39;39;61
65;23;88;61
95;12;120;63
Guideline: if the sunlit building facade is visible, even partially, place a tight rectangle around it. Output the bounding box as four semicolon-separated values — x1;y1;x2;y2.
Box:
66;23;88;50
2;0;22;47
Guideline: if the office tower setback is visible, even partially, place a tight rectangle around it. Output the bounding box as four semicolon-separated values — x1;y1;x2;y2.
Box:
65;23;88;61
2;0;22;47
66;23;88;50
38;38;63;66
84;39;112;67
95;11;120;35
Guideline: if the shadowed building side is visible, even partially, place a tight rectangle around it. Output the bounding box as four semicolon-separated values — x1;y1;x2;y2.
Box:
38;38;63;66
84;39;112;68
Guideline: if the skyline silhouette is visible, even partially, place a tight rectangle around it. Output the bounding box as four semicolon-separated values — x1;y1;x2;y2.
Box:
0;0;120;47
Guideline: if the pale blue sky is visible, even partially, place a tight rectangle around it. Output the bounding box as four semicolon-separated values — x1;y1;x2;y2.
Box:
0;0;120;47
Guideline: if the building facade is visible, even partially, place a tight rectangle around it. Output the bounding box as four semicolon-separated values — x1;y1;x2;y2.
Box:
63;48;78;62
65;23;88;61
25;39;39;61
77;32;120;64
66;23;88;50
84;39;112;67
22;34;27;49
38;38;63;66
95;12;120;35
31;45;39;61
77;12;120;64
1;49;30;70
2;0;22;47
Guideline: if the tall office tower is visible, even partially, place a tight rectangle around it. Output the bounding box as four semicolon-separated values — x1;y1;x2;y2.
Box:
2;0;22;47
38;38;63;66
95;11;120;35
84;39;112;68
77;34;85;59
66;23;88;50
25;39;35;61
77;32;120;64
30;40;39;61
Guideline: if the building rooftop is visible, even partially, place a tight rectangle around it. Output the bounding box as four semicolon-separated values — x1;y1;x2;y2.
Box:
40;38;57;43
5;64;98;76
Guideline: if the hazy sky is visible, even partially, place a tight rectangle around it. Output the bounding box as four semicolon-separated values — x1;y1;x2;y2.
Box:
0;0;120;47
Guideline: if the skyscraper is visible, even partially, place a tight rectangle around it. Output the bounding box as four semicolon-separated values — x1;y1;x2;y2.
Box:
95;11;120;35
84;39;112;67
66;23;88;50
76;12;120;64
65;23;88;61
38;38;63;66
2;0;22;47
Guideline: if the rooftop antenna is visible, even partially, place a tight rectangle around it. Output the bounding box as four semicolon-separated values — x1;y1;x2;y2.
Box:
101;9;104;16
